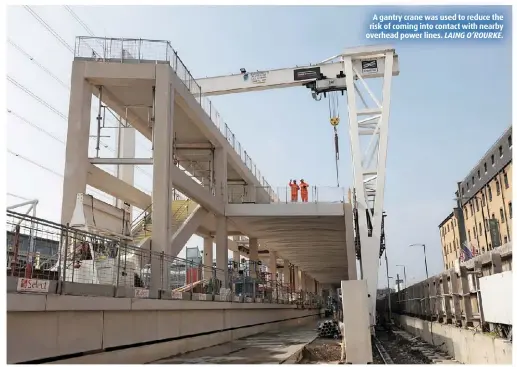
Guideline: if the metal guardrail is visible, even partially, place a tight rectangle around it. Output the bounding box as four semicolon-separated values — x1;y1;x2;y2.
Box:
6;211;323;307
377;243;512;338
228;185;346;204
74;36;277;203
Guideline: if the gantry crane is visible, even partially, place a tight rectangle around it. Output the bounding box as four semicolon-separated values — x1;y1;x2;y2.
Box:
197;44;399;329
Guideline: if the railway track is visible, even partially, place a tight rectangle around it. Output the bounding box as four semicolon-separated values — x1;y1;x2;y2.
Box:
372;336;394;364
371;324;459;365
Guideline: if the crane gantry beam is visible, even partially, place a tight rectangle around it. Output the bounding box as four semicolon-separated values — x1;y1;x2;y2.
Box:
197;44;399;332
197;45;399;97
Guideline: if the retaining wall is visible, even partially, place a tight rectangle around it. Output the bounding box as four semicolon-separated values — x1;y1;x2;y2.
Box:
7;293;321;364
394;314;512;364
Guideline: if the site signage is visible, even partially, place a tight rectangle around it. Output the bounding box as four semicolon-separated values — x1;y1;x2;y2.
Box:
293;67;321;81
171;291;184;300
249;71;267;84
17;278;50;293
134;287;149;298
361;60;378;74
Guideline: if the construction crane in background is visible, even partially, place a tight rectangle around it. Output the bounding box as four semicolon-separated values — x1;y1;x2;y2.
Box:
197;44;399;330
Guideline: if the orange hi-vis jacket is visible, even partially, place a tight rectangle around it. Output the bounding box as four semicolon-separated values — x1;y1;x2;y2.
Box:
300;182;309;194
289;182;300;197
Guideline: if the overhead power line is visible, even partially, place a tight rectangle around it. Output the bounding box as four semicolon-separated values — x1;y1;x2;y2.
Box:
7;39;70;90
8;149;63;178
7;75;68;120
23;5;75;54
63;5;95;36
7;109;65;144
7;108;152;193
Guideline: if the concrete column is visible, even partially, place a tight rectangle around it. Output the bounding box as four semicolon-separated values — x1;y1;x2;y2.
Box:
115;125;136;216
293;266;299;290
203;237;213;280
269;251;277;282
298;269;303;291
215;216;228;287
249;238;259;278
150;65;173;298
214;147;227;202
61;61;92;225
282;260;290;287
232;250;240;265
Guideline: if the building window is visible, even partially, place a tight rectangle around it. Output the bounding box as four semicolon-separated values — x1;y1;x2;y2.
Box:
491;154;495;165
499;145;503;158
509;134;512;148
504;172;509;189
473;226;477;238
500;208;505;223
464;208;468;219
467;182;470;190
488;243;492;249
475;197;479;212
482;192;486;206
482;247;485;253
472;176;475;185
509;202;512;219
504;236;508;244
488;186;493;201
484;162;488;173
479;222;482;236
485;218;489;232
477;170;481;179
468;230;471;241
461;187;465;196
496;180;501;196
470;202;474;216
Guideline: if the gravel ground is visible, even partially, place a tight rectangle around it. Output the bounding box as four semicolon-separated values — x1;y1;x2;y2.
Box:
299;338;342;364
375;328;431;364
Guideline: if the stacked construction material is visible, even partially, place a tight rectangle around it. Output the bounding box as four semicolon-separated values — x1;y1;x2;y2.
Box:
317;320;341;339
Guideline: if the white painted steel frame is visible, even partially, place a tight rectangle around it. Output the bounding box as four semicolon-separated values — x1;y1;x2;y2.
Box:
343;49;394;330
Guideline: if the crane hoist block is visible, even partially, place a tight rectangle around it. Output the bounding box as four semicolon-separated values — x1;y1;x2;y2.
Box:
330;117;340;126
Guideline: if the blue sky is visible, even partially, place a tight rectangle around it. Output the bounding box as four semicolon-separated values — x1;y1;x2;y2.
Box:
6;5;512;288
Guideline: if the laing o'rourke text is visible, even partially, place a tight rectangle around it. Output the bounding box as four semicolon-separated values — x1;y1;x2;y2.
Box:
367;13;504;40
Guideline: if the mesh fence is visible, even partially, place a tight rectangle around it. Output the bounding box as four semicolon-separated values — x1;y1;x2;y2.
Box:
7;211;326;305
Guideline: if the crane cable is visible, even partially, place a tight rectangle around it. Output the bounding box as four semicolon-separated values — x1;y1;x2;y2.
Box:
328;92;340;187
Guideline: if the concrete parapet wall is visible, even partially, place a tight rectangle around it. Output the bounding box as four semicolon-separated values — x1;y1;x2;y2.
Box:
7;293;320;364
394;314;512;364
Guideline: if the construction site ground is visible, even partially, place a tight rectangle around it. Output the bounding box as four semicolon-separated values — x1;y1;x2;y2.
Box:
151;322;318;364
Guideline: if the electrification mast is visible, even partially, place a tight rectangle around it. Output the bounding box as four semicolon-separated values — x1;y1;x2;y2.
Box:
197;44;399;330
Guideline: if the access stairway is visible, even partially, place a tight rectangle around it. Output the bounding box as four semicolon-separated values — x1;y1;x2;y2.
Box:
130;199;199;246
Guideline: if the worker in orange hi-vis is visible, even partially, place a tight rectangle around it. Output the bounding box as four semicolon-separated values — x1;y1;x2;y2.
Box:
289;179;300;202
300;179;309;202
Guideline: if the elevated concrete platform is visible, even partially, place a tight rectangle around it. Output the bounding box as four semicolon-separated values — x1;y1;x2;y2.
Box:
152;322;318;364
226;203;356;284
7;293;320;364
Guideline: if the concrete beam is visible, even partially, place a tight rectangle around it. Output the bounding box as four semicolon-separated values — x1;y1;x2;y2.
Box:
176;142;214;149
170;164;224;216
86;164;151;210
90;158;153;165
169;206;209;257
225;203;345;217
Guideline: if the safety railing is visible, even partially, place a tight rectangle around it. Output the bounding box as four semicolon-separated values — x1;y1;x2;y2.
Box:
74;36;276;204
6;211;324;307
228;185;346;204
377;243;512;339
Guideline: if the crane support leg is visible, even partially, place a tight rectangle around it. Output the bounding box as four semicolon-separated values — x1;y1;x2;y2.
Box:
343;50;394;332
